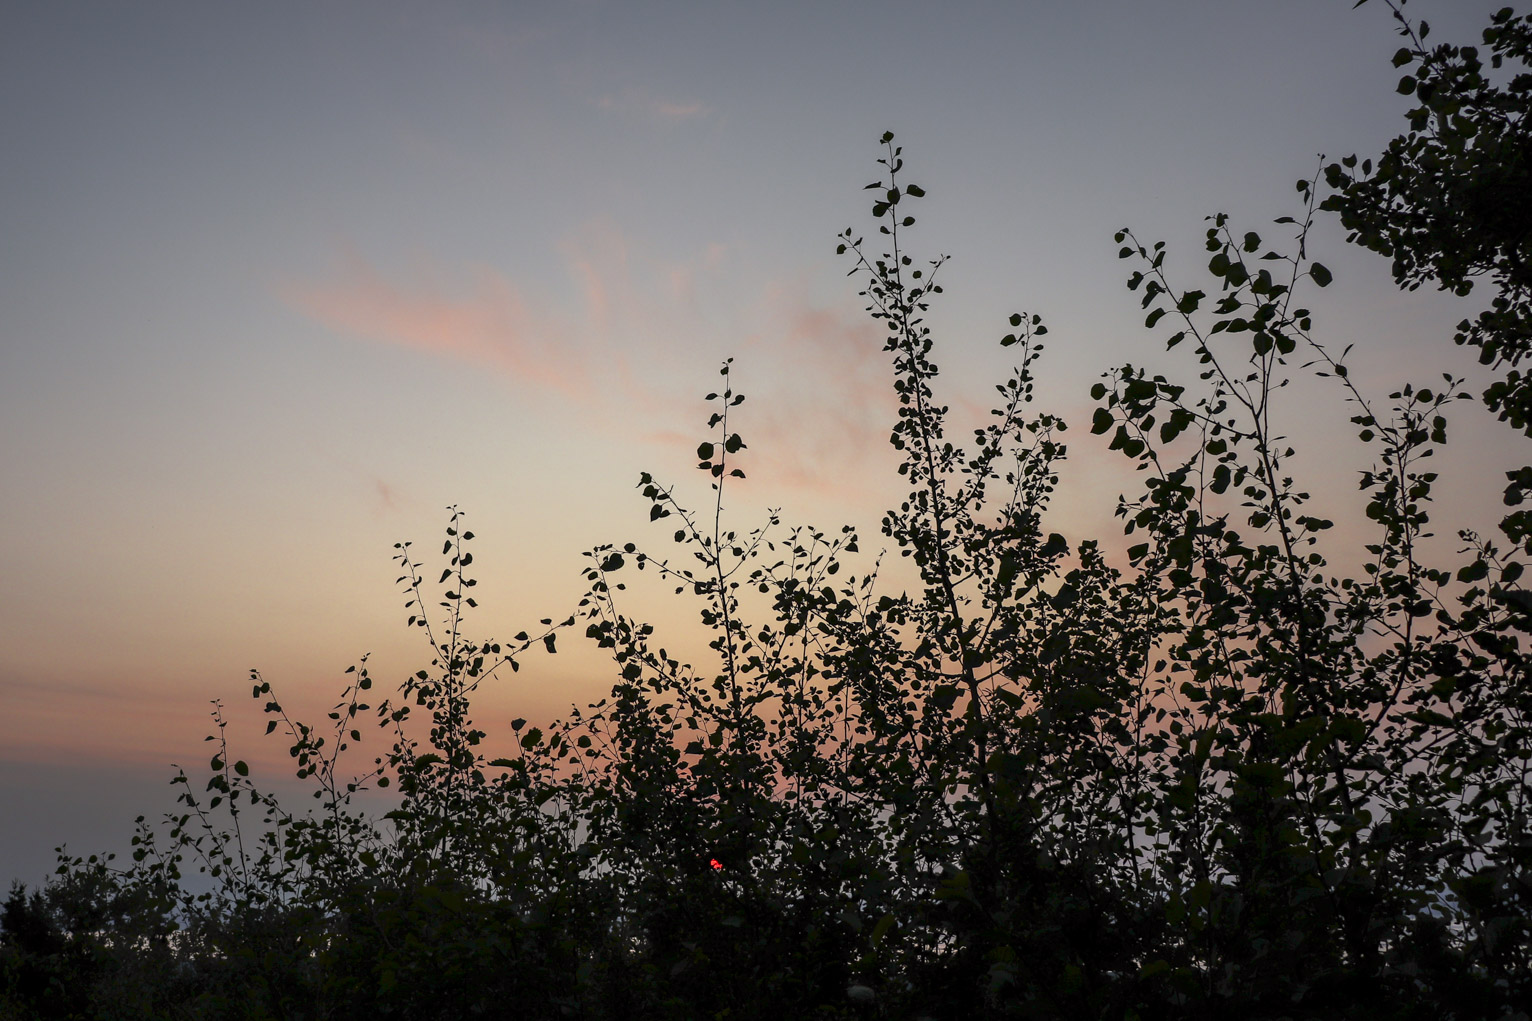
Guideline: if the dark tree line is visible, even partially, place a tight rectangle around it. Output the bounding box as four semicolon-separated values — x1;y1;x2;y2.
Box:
5;3;1531;1018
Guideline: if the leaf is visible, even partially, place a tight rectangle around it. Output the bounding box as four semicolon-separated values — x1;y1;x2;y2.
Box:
1092;408;1115;435
1310;262;1332;287
1211;464;1232;494
1458;560;1489;583
1160;408;1193;443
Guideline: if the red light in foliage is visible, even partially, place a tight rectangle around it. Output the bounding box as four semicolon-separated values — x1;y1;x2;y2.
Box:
710;858;723;871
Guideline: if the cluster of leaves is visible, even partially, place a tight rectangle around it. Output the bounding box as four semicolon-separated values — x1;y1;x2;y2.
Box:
1324;0;1532;554
6;7;1532;1016
1325;1;1532;376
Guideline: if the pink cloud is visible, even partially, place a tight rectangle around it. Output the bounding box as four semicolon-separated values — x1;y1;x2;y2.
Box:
284;232;923;506
283;225;725;458
594;88;712;121
615;278;917;506
665;243;728;303
653;100;709;120
286;253;591;398
593;286;903;503
648;285;902;500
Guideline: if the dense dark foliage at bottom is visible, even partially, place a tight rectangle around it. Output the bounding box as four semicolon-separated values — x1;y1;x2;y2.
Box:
7;3;1532;1017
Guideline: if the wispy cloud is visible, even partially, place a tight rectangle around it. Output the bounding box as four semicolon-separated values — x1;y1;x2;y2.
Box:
743;293;899;496
594;87;712;122
284;231;917;504
373;476;399;513
665;243;728;303
285;253;591;398
633;282;902;501
0;669;214;766
283;223;710;433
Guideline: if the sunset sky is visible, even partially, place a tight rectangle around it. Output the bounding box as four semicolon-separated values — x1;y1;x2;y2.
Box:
1;0;1518;886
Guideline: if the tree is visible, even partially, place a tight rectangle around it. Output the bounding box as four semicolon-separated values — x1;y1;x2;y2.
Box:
1324;4;1532;365
1324;2;1532;548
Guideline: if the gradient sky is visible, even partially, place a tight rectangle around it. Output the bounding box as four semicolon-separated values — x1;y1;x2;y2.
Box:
1;0;1518;887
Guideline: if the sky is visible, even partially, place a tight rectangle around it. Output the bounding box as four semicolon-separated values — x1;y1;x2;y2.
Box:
0;0;1520;888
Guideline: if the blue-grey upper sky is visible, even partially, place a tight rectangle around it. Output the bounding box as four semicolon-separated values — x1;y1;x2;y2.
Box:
0;0;1515;887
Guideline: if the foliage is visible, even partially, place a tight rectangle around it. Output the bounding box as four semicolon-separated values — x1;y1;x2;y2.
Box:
5;7;1532;1018
1324;0;1532;551
1325;3;1532;372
